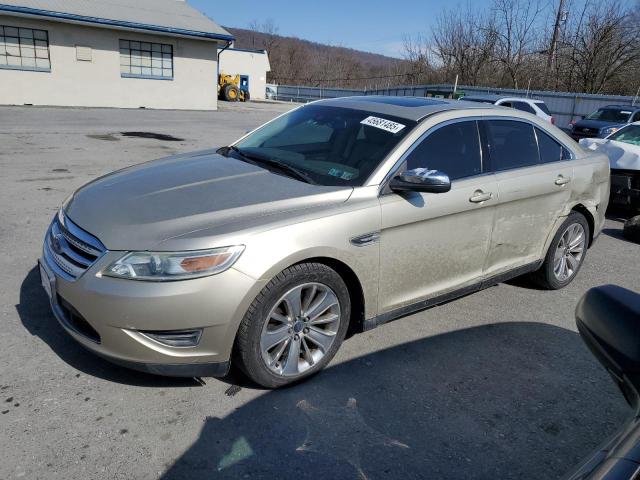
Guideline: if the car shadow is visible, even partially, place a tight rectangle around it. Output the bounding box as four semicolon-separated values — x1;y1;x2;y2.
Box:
160;322;629;480
602;227;626;241
16;266;200;387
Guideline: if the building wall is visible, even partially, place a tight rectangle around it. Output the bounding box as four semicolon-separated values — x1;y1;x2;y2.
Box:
218;48;270;100
0;15;220;110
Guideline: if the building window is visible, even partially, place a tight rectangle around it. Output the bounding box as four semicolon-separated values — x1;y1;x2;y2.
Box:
119;39;173;79
0;25;50;72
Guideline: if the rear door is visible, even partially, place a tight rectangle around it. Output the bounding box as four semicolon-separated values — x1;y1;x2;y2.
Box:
482;119;574;276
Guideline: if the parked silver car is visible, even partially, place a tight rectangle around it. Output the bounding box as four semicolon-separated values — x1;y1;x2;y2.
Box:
39;96;610;387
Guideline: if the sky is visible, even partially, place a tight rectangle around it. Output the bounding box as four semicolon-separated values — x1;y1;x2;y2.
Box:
187;0;493;58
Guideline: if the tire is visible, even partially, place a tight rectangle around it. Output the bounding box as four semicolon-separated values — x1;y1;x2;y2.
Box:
532;212;590;290
235;263;351;388
223;84;239;101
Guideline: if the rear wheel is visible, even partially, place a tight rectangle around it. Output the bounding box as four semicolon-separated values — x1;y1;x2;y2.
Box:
533;212;589;289
235;263;351;388
223;84;239;101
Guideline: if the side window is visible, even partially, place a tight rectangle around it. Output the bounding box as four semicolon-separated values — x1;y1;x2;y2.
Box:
405;121;482;180
485;120;539;171
498;101;513;108
632;112;640;123
536;128;564;163
513;101;537;114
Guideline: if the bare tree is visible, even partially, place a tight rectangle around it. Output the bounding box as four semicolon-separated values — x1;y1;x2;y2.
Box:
232;0;640;95
247;19;280;52
402;34;435;84
561;1;640;93
430;5;497;85
491;0;545;88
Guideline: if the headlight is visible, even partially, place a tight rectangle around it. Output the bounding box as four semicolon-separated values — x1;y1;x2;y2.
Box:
601;126;619;136
103;246;245;281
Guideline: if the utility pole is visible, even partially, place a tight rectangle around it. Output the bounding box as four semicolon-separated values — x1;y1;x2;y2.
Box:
547;0;565;71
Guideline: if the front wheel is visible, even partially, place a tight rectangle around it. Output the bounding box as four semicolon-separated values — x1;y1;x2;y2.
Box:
235;263;351;388
533;212;590;289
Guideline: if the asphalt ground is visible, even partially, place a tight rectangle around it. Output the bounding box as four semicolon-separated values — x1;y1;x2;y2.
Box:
1;101;638;480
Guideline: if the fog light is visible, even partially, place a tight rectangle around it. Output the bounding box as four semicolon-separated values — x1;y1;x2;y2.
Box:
140;329;203;347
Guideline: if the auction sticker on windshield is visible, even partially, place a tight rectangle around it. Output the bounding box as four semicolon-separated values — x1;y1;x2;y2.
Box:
360;116;406;134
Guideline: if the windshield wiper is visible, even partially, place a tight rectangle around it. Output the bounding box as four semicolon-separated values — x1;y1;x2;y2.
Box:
227;146;317;185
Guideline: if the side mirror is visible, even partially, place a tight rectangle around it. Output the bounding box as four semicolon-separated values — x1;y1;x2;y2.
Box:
576;285;640;408
389;168;451;194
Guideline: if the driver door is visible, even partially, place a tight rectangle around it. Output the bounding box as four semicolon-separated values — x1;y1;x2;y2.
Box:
377;120;497;314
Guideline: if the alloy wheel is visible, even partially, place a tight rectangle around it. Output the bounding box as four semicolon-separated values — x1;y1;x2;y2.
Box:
260;282;341;377
553;223;586;282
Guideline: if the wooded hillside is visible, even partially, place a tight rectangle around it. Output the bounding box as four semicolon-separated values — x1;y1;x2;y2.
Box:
226;0;640;96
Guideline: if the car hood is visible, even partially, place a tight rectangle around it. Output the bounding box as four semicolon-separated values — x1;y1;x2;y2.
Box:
574;119;624;131
579;138;640;170
65;150;353;250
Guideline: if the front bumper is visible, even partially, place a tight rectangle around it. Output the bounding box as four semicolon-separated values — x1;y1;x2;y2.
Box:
39;244;262;377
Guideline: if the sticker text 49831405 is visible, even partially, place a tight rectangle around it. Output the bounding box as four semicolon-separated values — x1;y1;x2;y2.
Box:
360;116;406;134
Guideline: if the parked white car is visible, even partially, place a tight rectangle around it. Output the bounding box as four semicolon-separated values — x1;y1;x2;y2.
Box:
580;122;640;210
462;94;555;124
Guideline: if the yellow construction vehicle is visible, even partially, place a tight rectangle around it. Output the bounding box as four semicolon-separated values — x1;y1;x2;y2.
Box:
218;73;250;102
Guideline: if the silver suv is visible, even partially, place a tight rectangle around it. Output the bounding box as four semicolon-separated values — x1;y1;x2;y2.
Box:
39;96;610;388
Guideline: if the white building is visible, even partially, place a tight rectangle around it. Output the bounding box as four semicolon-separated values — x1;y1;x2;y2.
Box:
218;47;270;100
0;0;233;110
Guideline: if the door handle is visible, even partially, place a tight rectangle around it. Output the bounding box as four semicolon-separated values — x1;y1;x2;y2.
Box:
469;190;493;203
555;175;571;186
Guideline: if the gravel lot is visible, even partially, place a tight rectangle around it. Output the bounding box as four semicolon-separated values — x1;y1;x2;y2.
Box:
1;101;638;480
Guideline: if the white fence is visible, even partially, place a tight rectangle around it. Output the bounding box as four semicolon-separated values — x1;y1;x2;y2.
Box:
271;83;639;128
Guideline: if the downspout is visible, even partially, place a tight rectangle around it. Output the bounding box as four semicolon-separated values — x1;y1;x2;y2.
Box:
217;40;232;79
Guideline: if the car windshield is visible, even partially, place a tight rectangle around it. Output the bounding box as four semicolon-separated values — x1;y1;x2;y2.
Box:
609;124;640;146
463;98;496;104
586;108;632;123
230;105;416;186
535;102;551;115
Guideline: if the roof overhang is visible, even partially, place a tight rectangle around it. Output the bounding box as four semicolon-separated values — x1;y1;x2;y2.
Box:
0;4;235;43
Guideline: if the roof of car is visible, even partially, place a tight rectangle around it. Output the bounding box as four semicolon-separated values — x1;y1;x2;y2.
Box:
601;105;640;111
314;95;489;122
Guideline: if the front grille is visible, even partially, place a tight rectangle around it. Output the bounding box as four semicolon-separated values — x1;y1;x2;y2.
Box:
44;211;105;281
571;127;600;139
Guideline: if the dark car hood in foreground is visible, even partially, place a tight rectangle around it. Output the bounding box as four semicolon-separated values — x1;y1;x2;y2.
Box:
65;150;352;250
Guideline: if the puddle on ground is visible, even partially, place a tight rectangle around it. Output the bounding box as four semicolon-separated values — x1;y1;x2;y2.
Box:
87;134;120;141
121;132;184;141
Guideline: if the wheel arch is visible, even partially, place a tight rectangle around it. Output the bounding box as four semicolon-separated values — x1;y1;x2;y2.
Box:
294;256;366;337
570;203;595;247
